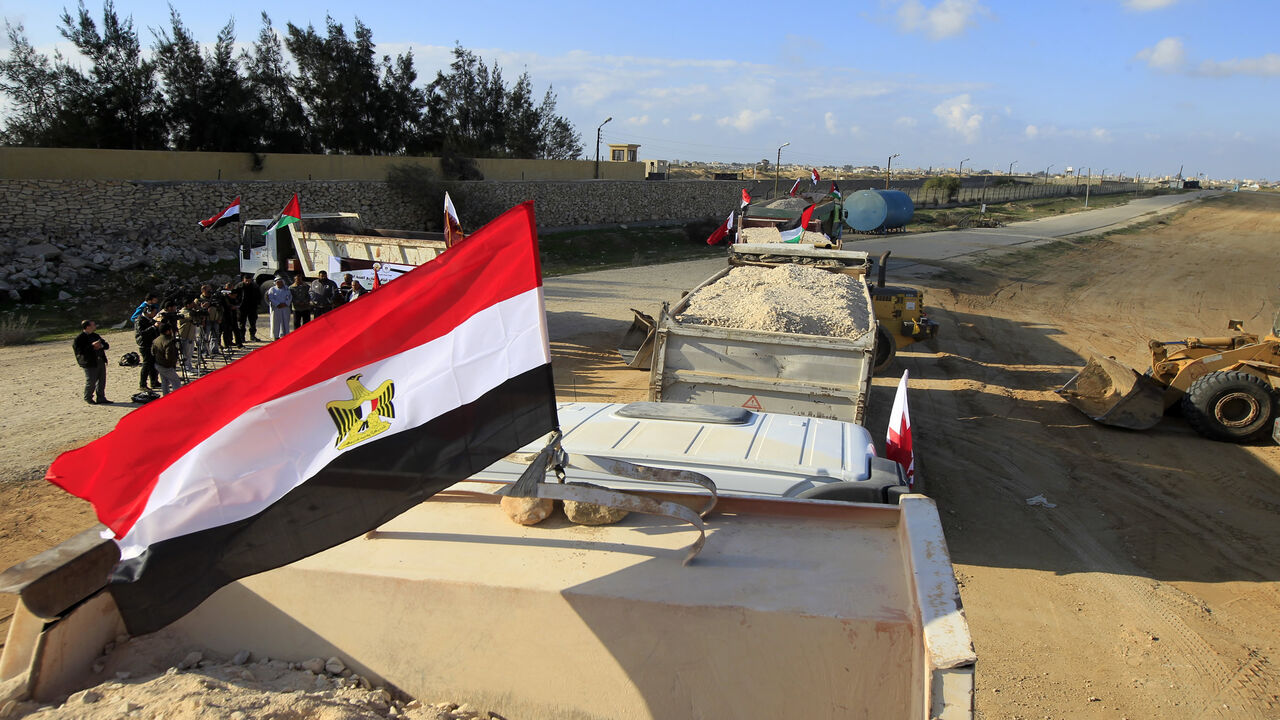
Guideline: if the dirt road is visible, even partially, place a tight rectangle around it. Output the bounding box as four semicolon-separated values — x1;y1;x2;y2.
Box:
4;192;1280;718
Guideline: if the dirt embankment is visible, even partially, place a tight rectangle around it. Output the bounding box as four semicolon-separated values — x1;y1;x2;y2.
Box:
3;192;1280;719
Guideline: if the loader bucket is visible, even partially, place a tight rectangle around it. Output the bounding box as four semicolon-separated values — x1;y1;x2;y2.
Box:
1056;355;1167;430
617;308;657;369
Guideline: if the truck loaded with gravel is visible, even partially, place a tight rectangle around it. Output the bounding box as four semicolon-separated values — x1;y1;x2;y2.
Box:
646;243;877;424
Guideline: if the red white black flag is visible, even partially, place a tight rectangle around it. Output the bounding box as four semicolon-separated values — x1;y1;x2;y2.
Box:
198;197;241;230
788;178;801;197
48;202;558;634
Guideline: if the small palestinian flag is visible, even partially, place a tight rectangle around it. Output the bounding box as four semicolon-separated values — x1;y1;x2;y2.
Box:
47;202;558;634
779;203;817;243
198;197;241;231
830;181;842;200
264;193;301;235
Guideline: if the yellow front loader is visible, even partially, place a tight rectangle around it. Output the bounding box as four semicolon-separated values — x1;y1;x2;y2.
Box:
1057;314;1280;442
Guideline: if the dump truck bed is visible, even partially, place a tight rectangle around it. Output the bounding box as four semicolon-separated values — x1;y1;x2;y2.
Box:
0;491;974;719
292;228;448;276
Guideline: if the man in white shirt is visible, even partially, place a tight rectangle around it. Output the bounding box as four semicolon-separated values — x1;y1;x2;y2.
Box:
265;278;293;340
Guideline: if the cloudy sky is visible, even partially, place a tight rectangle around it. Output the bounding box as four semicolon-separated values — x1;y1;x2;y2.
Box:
3;0;1276;179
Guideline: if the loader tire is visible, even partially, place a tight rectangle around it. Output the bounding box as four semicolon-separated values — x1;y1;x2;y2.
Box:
1181;370;1275;442
873;326;897;374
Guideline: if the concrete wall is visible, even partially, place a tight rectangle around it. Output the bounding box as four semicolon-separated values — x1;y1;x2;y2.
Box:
0;147;645;182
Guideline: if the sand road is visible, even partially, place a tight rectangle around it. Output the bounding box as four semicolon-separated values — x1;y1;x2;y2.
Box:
3;191;1279;719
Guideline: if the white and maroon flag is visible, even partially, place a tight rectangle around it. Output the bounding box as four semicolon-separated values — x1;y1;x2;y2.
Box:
198;196;241;230
740;188;751;209
810;168;820;186
705;210;734;245
444;191;464;247
788;178;801;197
48;202;558;634
885;369;915;486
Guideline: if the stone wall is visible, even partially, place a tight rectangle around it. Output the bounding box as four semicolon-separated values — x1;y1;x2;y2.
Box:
0;178;745;299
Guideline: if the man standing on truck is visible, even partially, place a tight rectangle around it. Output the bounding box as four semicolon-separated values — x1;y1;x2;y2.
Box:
310;270;339;317
266;278;292;339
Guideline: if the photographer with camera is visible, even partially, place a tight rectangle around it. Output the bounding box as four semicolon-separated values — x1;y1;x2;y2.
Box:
196;284;224;352
178;297;198;372
74;319;110;405
134;306;162;392
152;322;184;395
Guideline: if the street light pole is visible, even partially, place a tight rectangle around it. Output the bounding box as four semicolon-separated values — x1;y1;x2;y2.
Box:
594;116;612;179
1044;164;1053;185
886;153;900;189
959;157;969;177
1009;160;1017;176
774;142;790;198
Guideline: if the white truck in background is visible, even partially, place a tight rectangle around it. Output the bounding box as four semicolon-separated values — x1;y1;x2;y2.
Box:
238;213;449;290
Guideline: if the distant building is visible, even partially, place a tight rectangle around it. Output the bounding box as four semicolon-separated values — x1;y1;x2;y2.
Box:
607;143;640;162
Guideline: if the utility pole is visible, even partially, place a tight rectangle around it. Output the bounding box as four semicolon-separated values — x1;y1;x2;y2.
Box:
959;157;969;177
1009;160;1017;176
1085;168;1091;207
774;142;790;198
1044;164;1053;185
886;153;900;189
594;117;612;179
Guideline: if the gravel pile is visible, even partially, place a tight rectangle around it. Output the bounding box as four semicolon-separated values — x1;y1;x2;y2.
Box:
737;227;828;244
2;633;495;720
676;264;872;339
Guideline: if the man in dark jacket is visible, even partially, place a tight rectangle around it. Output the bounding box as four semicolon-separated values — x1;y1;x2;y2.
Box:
309;270;339;317
152;322;184;395
135;306;162;391
238;274;262;342
73;319;110;404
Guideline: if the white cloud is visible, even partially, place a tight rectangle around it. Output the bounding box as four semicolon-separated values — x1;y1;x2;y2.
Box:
824;112;840;134
1025;124;1039;138
689;113;703;122
717;108;773;132
897;0;989;40
933;93;983;142
849;125;862;135
1136;37;1186;71
1124;0;1177;10
626;115;650;126
1198;54;1280;77
662;118;671;126
1091;127;1112;141
895;116;918;128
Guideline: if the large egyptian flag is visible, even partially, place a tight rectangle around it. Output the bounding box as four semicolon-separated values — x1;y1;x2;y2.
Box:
198;197;241;230
47;202;558;635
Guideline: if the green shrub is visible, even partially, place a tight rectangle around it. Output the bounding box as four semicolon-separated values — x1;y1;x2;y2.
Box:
0;314;39;346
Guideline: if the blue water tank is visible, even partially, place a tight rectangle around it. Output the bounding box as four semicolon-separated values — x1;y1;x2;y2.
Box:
842;189;915;232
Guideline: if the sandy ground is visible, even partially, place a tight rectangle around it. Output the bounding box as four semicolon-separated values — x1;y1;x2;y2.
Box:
3;192;1280;718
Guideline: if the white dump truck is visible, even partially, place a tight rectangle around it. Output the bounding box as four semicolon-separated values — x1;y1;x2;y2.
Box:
238;213;449;288
0;401;974;719
645;243;877;425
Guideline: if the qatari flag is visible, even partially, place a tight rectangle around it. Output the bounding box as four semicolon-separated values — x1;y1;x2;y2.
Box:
47;202;558;634
198;196;241;230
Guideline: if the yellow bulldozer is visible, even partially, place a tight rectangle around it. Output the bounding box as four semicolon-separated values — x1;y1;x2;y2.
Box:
1057;314;1280;442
